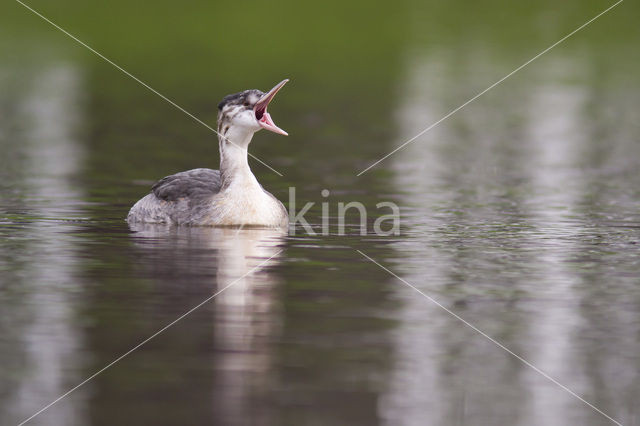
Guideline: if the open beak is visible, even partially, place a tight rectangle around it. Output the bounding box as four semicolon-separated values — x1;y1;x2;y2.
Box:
254;79;289;135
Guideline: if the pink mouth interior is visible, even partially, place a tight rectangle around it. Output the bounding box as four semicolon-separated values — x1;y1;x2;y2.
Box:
259;112;275;127
255;106;287;135
258;111;287;135
254;80;288;135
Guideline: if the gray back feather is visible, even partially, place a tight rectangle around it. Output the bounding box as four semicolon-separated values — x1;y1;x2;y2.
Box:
152;168;222;201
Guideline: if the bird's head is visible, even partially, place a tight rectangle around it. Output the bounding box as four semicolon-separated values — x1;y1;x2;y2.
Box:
217;79;289;140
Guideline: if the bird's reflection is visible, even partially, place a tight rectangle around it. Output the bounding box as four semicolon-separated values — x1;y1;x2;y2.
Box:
129;224;285;425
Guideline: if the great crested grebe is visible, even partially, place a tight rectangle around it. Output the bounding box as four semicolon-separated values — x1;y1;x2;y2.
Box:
127;79;290;227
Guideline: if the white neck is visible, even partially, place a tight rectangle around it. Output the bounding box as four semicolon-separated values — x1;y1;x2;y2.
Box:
219;125;260;189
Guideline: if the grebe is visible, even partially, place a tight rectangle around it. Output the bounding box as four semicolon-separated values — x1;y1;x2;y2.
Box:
127;79;290;227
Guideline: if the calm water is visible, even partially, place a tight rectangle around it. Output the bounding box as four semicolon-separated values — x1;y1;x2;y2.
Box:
2;1;640;425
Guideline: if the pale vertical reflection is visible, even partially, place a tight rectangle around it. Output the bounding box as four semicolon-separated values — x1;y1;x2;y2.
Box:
212;229;284;426
378;49;453;426
381;49;601;425
519;60;587;426
129;225;285;425
5;64;87;425
390;51;534;426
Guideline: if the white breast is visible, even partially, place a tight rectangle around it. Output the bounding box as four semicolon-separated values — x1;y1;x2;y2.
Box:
208;184;286;227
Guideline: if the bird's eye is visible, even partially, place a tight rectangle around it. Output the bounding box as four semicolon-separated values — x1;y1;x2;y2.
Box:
243;101;250;107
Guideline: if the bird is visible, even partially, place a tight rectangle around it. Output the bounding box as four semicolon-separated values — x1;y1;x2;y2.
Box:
127;79;290;227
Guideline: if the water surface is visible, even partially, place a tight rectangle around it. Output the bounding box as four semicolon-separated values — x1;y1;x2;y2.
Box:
1;1;639;425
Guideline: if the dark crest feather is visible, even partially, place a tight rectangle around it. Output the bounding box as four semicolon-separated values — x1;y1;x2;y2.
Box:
217;89;264;110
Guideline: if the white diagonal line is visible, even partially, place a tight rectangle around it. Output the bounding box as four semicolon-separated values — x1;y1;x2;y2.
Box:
356;250;622;426
15;0;284;177
357;0;624;176
18;250;283;426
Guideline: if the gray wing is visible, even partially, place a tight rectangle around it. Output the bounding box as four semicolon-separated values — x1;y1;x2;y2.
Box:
151;168;222;201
